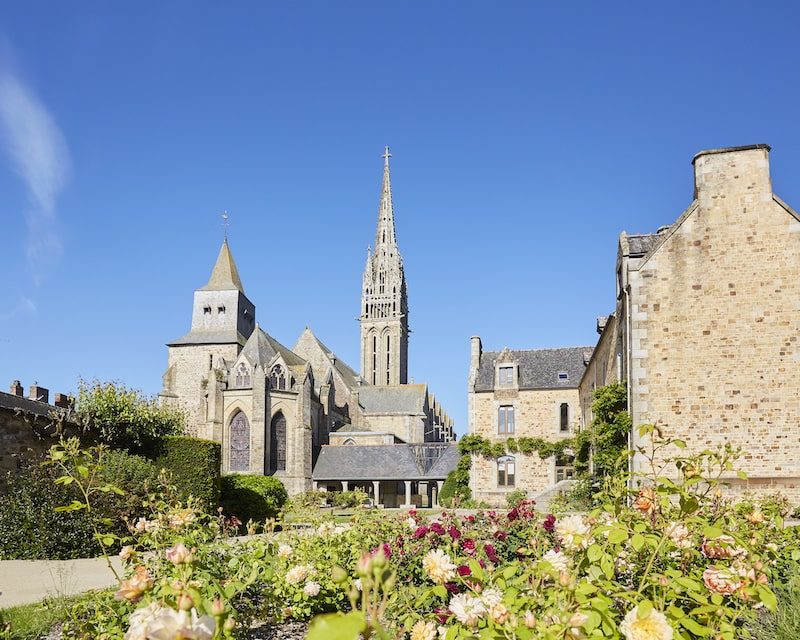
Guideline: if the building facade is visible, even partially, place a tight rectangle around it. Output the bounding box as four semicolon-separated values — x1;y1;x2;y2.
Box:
466;337;592;506
579;144;800;499
160;149;455;501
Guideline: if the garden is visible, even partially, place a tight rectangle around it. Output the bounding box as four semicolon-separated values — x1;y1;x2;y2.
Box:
2;382;800;639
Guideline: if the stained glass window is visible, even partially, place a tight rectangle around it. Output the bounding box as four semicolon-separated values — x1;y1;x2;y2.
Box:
270;412;287;473
229;412;250;471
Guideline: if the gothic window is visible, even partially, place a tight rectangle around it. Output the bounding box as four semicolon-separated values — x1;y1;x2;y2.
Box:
386;334;391;384
497;456;515;487
379;272;385;294
235;363;251;388
498;366;514;387
270;365;286;390
498;405;515;434
371;334;377;384
270;412;287;473
560;403;570;432
229;411;250;471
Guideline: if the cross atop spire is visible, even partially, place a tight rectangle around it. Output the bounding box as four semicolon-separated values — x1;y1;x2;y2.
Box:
383;145;391;166
221;211;230;241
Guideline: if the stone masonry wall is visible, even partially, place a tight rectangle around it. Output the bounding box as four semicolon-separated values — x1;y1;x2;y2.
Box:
629;147;800;497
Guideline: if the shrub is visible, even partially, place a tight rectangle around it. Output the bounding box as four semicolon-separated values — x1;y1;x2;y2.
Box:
288;490;329;511
331;489;369;508
74;380;185;452
439;454;471;507
153;436;221;512
94;449;161;526
220;474;288;525
0;462;98;559
505;489;527;509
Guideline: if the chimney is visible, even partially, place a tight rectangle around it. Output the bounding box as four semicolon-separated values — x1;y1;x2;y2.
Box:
54;393;72;409
470;336;482;372
692;144;771;203
29;384;49;404
10;380;23;397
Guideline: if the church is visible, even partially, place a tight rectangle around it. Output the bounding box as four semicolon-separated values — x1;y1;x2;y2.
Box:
159;149;456;506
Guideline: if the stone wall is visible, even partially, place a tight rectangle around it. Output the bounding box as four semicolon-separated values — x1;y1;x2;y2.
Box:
627;146;800;495
578;315;621;428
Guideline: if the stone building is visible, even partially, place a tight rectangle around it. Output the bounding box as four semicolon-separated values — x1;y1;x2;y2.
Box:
160;149;455;502
466;337;592;505
579;144;800;499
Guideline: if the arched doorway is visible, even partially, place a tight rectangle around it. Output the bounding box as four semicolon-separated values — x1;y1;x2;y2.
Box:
270;412;287;473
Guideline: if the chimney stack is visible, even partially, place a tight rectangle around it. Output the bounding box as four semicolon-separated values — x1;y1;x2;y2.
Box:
10;380;23;397
470;336;482;372
692;144;771;203
29;384;49;404
54;393;72;409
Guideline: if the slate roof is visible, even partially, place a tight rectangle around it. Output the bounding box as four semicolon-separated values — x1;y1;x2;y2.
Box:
0;391;55;418
312;443;457;480
241;325;306;369
626;234;659;257
296;328;361;390
168;329;249;347
357;384;428;415
199;240;244;293
475;346;593;392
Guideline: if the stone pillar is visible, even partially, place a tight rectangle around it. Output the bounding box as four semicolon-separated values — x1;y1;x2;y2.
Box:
403;480;412;508
342;480;349;492
372;480;380;506
436;480;444;506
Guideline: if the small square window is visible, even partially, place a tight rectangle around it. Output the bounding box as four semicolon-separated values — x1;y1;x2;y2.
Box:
558;371;569;380
203;306;212;315
498;366;514;386
217;305;226;314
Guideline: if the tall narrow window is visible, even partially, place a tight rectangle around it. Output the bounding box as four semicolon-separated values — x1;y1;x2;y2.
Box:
270;365;286;390
559;403;569;432
498;366;514;387
386;335;391;384
497;456;515;487
372;335;377;384
498;405;515;434
235;363;251;388
270;412;287;473
379;272;385;294
229;411;250;472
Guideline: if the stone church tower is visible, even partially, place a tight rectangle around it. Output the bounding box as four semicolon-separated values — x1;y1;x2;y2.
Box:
360;147;409;385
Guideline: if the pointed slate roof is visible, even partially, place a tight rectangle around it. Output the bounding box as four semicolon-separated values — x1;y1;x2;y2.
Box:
475;346;593;392
312;443;457;481
357;384;428;415
240;325;306;370
293;327;361;391
200;240;244;293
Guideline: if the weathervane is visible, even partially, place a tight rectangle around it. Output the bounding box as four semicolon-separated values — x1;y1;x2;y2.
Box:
221;211;229;240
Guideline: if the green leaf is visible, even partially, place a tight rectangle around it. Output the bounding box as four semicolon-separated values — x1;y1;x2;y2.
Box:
637;600;653;619
502;565;516;579
672;439;686;449
680;617;711;635
608;528;628;544
307;612;367;640
703;525;724;539
76;465;89;478
630;534;645;552
432;585;448;599
586;544;602;562
757;585;777;611
54;475;75;485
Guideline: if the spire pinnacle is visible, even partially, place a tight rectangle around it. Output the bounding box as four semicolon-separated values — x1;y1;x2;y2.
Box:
375;146;397;248
201;239;245;293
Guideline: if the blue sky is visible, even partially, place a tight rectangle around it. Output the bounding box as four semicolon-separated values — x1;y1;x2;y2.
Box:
2;2;800;435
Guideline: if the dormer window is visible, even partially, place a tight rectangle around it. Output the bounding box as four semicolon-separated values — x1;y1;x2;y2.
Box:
203;305;212;315
498;366;514;387
270;364;286;391
558;371;569;381
217;305;226;314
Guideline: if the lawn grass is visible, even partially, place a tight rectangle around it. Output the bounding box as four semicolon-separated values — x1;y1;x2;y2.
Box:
0;594;81;639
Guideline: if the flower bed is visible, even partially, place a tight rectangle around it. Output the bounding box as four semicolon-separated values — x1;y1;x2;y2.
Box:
39;430;800;639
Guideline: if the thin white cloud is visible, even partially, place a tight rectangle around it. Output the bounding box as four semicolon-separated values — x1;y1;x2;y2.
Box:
0;59;70;284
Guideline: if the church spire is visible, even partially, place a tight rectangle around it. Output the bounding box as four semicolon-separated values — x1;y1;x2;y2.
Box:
375;146;397;249
201;239;245;293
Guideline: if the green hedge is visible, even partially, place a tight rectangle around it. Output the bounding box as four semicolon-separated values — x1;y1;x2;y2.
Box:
220;474;287;525
154;436;221;512
439;454;472;507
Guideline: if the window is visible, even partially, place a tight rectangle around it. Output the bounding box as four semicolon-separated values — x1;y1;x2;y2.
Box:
235;363;251;388
269;412;287;472
270;365;286;390
229;411;250;471
497;456;515;487
203;305;212;315
372;334;377;384
498;366;514;387
555;453;574;482
217;305;225;314
386;335;391;384
558;371;569;381
559;403;570;432
498;405;515;434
